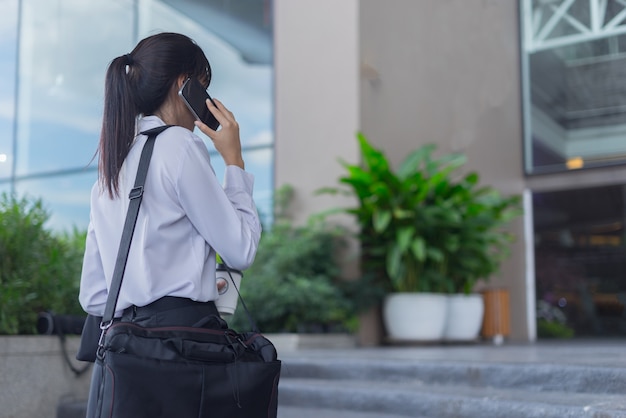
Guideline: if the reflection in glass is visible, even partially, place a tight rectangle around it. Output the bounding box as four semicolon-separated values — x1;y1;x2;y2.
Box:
15;0;133;176
8;0;274;232
534;185;626;337
522;0;626;173
0;0;18;181
14;170;97;232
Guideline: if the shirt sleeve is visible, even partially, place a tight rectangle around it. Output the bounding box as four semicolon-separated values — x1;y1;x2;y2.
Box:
78;215;109;316
176;136;262;270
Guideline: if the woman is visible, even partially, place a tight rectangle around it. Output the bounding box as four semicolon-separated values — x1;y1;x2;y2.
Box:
79;32;260;323
79;31;264;417
79;28;261;352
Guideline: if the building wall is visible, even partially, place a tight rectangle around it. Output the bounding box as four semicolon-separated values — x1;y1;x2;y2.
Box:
275;0;533;340
273;0;361;226
358;0;529;340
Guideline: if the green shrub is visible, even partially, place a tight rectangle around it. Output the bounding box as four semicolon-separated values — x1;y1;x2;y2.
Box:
229;186;357;333
0;188;357;335
537;319;574;339
0;193;85;334
536;300;574;339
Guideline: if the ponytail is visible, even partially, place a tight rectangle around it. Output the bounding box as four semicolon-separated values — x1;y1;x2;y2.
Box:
99;54;137;198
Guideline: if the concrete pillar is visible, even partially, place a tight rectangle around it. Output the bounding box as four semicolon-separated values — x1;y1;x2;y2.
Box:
273;0;361;226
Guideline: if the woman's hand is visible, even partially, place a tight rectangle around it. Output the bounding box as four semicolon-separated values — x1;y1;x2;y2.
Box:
194;98;245;169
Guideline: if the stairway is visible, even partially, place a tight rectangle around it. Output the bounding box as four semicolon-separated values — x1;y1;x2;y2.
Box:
277;354;626;417
57;345;626;418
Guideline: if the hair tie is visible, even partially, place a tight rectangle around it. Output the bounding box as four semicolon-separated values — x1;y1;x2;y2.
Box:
125;53;134;66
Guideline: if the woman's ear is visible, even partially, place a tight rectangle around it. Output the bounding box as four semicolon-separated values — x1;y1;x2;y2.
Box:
176;75;188;90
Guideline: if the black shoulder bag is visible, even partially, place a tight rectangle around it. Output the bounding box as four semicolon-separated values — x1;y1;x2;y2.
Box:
85;126;281;418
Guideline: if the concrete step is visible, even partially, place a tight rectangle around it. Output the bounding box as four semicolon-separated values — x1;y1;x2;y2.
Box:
59;352;626;418
277;355;626;417
56;400;87;418
278;406;418;418
59;403;416;418
279;377;626;418
57;400;417;418
281;357;626;394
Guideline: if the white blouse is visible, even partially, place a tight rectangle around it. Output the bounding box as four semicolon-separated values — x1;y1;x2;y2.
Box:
79;116;261;317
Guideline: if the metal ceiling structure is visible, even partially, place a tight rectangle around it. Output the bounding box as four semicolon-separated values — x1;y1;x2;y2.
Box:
161;0;272;65
522;0;626;52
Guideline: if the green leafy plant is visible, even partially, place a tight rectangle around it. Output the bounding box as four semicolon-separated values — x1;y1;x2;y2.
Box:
536;300;574;338
537;319;574;338
229;185;357;333
0;193;85;334
319;133;522;295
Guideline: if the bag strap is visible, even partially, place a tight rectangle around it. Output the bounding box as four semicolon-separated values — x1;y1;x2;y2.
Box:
101;125;171;326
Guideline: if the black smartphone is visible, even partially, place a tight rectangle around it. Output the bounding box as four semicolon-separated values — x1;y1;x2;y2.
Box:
178;77;220;130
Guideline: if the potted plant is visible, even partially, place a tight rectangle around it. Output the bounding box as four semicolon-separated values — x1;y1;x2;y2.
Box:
440;172;522;341
320;133;521;342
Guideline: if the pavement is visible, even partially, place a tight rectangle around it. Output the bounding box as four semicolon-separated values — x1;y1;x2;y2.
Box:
275;339;626;418
56;339;626;418
278;338;626;368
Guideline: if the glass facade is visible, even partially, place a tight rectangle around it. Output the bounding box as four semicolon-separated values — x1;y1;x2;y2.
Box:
522;0;626;174
522;0;626;337
0;0;18;181
0;0;274;231
534;185;626;337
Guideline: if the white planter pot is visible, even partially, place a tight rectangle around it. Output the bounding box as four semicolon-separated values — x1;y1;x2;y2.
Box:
443;294;485;341
383;293;448;341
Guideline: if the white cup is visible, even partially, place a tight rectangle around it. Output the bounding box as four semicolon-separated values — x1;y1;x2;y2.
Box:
215;264;243;316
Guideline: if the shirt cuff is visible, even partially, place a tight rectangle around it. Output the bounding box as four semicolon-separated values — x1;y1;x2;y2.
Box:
224;165;254;193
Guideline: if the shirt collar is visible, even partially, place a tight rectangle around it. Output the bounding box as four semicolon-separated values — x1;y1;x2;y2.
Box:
138;115;167;133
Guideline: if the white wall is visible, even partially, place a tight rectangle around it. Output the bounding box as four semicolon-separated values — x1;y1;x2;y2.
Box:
273;0;361;226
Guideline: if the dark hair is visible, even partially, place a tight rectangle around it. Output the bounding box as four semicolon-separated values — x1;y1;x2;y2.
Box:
99;32;211;197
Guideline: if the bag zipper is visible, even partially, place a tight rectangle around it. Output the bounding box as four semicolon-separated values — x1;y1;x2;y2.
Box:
107;322;265;345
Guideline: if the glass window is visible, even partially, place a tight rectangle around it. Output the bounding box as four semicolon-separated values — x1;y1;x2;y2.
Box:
521;0;626;174
0;0;18;181
534;184;626;337
10;0;274;233
15;0;134;177
14;170;96;232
